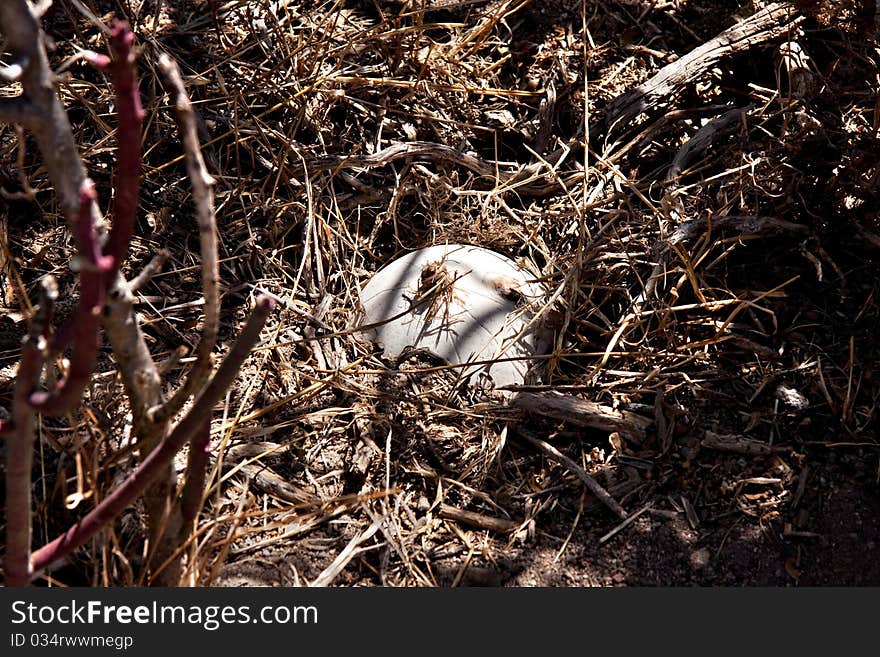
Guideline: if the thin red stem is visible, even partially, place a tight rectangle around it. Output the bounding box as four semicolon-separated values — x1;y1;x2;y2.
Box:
103;20;144;277
29;180;113;415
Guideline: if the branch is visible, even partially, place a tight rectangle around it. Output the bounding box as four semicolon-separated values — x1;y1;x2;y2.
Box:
0;1;90;216
180;418;211;529
30;296;275;578
4;340;43;586
128;249;170;292
102;284;164;437
148;54;220;424
101;20;144;279
29;180;113;415
514;428;629;521
4;282;53;587
0;2;182;586
512;392;652;442
602;3;802;137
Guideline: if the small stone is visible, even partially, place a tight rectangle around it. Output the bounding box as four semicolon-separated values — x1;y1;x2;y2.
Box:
776;384;809;410
690;548;711;569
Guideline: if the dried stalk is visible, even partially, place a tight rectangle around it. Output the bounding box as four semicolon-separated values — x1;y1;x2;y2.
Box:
149;53;220;425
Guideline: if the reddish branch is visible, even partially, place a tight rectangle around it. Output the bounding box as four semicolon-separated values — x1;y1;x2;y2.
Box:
28;180;113;414
101;20;144;278
30;21;144;415
30;296;276;577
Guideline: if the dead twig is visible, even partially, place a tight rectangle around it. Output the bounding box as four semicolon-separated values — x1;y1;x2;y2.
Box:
512;392;652;442
701;431;790;455
514;428;628;520
437;503;519;533
602;3;803;140
599;504;652;544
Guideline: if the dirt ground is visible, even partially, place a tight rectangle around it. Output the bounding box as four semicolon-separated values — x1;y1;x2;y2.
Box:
1;1;878;586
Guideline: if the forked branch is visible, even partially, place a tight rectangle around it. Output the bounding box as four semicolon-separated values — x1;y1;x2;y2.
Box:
28;180;113;415
30;297;276;577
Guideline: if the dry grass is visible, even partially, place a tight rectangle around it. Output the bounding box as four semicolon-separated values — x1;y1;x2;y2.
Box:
1;0;878;586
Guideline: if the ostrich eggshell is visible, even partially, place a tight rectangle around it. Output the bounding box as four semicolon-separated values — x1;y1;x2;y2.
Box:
358;244;546;390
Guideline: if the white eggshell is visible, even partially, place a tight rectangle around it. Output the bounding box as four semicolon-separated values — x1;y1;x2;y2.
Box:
358;244;546;390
